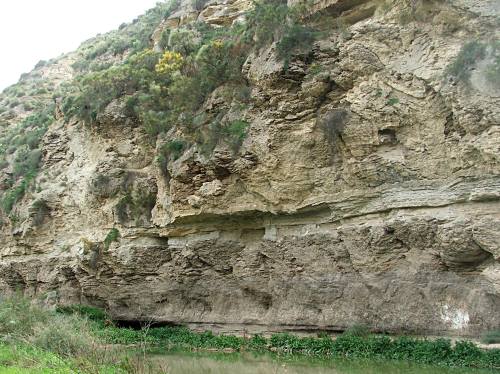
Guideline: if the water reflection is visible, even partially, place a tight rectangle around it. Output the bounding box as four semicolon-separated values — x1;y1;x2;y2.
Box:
150;351;496;374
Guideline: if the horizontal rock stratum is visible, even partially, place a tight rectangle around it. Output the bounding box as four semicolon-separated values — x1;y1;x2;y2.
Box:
0;0;499;337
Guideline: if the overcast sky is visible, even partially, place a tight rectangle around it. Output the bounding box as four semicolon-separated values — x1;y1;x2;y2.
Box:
0;0;162;91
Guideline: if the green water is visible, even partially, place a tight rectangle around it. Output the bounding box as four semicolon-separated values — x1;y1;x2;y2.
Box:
151;352;497;374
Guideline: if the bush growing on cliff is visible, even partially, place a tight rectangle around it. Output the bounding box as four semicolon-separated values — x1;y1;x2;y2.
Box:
12;147;42;179
0;107;54;214
245;0;318;64
103;228;120;250
62;49;162;125
167;28;200;55
0;180;28;214
485;41;500;89
192;0;209;11
115;191;156;225
157;139;187;174
446;40;486;84
221;119;249;152
445;40;500;90
55;0;323;179
74;1;181;71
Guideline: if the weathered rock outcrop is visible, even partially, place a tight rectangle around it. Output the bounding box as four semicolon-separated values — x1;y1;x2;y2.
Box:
0;0;499;337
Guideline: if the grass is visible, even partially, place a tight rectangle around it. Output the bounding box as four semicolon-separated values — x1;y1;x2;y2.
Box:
0;343;75;373
0;297;167;373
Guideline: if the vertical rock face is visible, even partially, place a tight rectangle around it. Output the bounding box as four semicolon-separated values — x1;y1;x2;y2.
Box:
0;0;499;336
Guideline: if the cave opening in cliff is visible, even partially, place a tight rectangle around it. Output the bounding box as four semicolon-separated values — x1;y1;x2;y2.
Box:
113;319;180;330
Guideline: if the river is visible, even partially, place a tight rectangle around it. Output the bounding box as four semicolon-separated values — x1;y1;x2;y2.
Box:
150;351;497;374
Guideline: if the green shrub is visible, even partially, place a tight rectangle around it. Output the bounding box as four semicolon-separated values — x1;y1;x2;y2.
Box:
386;97;399;106
12;148;42;178
115;194;133;223
194;39;247;94
115;192;156;225
0;157;8;170
245;0;318;64
30;315;96;358
22;101;35;111
223;119;249;151
0;295;48;339
8;99;20;108
343;324;370;337
485;41;500;89
244;0;289;49
1;179;28;213
62;51;160;125
446;40;486;83
167;28;200;55
103;228;120;250
192;0;209;11
34;60;47;69
74;0;181;71
55;304;110;323
276;23;317;61
157;139;186;176
0;107;54;214
35;87;48;95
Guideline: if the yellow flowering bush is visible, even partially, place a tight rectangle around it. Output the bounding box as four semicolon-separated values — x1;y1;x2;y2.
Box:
155;51;184;74
211;39;224;49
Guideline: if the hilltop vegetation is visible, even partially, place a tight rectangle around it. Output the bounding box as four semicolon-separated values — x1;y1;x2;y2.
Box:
0;0;321;219
59;0;317;145
2;0;496;220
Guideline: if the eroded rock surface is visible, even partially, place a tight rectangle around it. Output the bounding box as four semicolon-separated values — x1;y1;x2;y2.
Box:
0;0;499;337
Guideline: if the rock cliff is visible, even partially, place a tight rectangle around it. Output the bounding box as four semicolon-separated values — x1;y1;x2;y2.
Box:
0;0;499;337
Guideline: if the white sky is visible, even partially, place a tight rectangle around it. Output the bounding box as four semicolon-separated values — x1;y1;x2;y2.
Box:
0;0;163;91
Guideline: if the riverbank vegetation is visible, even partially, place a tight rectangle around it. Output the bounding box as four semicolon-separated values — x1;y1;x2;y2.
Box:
0;297;499;373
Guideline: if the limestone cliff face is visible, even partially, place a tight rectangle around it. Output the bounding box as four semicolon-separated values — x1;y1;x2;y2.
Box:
0;0;499;337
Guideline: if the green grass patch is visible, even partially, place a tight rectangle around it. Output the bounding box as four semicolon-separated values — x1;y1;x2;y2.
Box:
0;343;74;373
